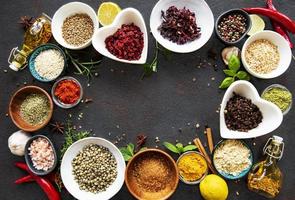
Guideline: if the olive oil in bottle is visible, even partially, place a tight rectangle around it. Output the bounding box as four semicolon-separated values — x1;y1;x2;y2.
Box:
8;13;52;71
248;135;284;198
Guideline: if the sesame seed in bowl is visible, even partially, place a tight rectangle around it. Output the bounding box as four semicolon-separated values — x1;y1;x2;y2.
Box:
29;44;67;82
241;30;292;79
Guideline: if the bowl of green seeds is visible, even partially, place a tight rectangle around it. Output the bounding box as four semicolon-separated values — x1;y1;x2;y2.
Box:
261;84;292;115
60;137;126;200
9;86;53;132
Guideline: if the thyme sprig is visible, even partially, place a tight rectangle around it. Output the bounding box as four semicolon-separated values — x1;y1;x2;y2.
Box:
141;42;171;79
60;121;91;158
64;49;101;82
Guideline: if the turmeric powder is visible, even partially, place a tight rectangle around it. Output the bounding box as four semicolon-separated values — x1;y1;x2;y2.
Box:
177;152;208;182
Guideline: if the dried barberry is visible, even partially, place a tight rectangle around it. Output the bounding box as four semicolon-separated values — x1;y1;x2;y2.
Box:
105;23;144;61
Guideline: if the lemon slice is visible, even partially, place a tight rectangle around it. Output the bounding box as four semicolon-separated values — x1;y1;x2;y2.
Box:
98;2;121;26
247;14;265;36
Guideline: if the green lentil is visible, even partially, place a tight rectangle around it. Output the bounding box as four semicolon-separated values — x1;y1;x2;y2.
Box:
20;93;50;125
262;87;292;112
72;144;117;193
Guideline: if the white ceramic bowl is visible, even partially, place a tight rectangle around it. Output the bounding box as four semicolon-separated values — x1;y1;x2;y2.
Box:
241;30;292;79
150;0;214;53
52;2;99;50
61;137;126;200
92;8;148;64
220;80;283;139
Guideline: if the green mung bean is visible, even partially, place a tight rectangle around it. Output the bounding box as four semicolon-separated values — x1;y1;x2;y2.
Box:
20;93;50;125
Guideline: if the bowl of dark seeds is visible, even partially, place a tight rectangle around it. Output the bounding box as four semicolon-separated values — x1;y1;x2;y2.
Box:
219;80;283;139
150;0;214;53
60;137;125;200
215;9;252;45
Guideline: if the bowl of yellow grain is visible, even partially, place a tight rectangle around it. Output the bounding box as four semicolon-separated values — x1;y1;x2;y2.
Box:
176;151;208;185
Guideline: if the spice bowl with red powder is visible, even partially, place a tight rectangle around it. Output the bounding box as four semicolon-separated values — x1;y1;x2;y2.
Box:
92;8;148;64
51;76;83;109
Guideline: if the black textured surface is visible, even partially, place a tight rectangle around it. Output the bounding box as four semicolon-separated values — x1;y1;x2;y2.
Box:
0;0;294;200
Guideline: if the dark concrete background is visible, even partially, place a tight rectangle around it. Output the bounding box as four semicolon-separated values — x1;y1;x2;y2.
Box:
0;0;294;199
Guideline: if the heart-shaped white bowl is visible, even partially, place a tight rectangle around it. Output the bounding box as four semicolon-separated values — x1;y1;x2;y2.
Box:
61;137;126;200
241;30;292;79
150;0;214;53
220;80;283;139
51;2;99;50
92;8;148;64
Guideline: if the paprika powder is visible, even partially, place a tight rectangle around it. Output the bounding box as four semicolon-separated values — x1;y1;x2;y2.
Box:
54;79;80;104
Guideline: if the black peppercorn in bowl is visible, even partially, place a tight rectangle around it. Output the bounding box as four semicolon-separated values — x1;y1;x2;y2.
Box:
215;9;252;45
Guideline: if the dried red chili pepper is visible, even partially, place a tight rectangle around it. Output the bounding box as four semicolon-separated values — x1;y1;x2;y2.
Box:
15;162;61;200
54;79;80;104
105;23;144;61
266;0;293;48
243;7;295;33
15;175;34;184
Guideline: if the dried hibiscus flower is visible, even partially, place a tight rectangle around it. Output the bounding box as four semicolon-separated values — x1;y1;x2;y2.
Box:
158;6;201;45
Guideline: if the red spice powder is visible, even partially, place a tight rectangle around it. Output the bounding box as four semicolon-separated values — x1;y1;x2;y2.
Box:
54;80;80;104
105;23;144;61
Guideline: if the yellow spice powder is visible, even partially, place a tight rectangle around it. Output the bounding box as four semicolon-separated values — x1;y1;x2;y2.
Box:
178;153;207;182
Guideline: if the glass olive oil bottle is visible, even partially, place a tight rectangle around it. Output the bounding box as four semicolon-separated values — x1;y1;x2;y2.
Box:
8;13;52;71
248;136;284;198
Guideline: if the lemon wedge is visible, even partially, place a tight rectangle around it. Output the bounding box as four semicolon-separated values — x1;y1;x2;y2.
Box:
98;2;121;26
247;14;265;36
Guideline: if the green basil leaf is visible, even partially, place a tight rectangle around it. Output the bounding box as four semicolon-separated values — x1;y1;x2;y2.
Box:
120;148;133;161
236;71;251;81
223;69;236;77
139;147;148;152
176;143;184;153
219;77;235;89
127;143;135;155
122;154;132;161
163;142;179;154
183;145;197;152
228;54;240;72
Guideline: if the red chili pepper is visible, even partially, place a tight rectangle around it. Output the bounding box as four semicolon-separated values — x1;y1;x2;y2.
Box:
15;175;34;184
266;0;294;48
15;162;61;200
243;7;295;33
31;175;61;200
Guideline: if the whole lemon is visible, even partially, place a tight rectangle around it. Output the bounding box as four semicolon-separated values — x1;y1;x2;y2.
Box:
199;174;228;200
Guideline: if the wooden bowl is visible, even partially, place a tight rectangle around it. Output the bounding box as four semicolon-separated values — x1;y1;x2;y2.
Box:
9;86;53;132
125;149;179;200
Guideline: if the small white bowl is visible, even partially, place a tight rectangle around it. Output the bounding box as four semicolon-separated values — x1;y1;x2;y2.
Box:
92;8;148;64
52;2;99;50
220;80;283;139
61;137;126;200
150;0;214;53
241;30;292;79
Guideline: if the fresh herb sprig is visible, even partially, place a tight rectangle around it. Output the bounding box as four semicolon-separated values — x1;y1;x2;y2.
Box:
60;121;90;158
64;49;101;82
119;142;147;161
120;143;135;161
141;42;171;79
163;142;197;155
219;54;250;89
